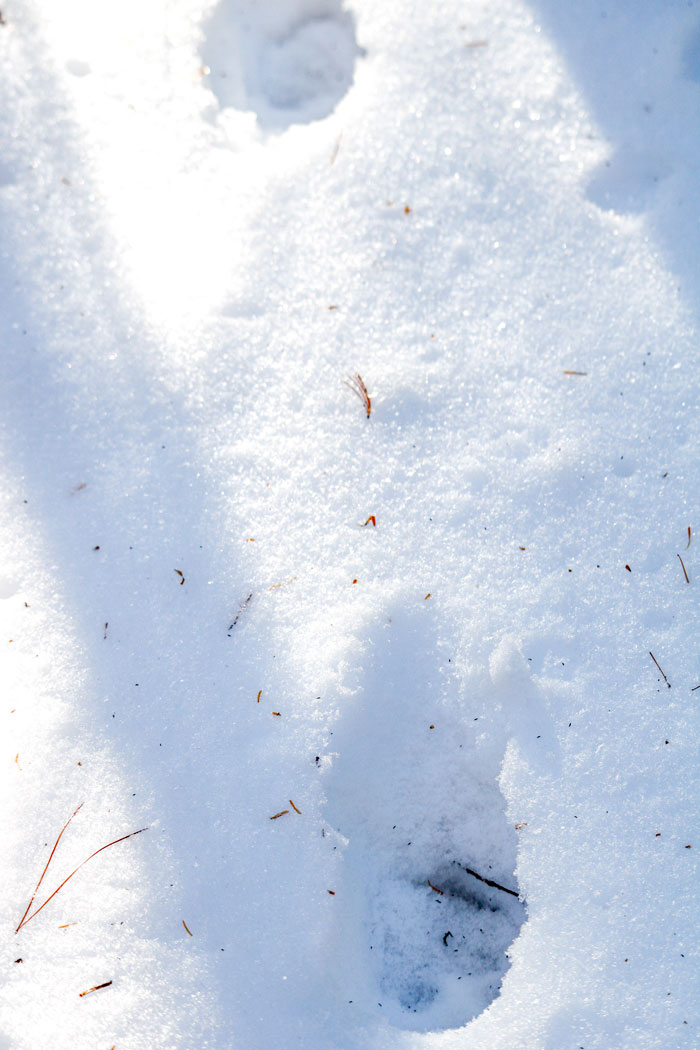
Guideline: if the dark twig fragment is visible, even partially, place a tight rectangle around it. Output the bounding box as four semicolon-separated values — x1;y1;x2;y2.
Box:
649;651;671;689
455;861;520;898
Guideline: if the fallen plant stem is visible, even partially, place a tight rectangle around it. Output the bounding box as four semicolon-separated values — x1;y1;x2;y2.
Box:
649;651;671;688
16;806;148;933
456;861;520;899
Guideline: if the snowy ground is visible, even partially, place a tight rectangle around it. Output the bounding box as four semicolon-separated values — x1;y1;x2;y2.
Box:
1;1;699;1048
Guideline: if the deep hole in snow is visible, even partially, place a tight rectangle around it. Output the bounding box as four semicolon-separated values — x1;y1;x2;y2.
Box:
200;0;363;129
323;608;527;1032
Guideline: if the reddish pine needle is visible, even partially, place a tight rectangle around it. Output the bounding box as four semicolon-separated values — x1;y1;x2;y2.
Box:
687;526;692;549
16;806;148;933
678;553;690;583
16;802;84;933
270;810;289;820
182;920;193;936
344;373;371;418
289;799;301;814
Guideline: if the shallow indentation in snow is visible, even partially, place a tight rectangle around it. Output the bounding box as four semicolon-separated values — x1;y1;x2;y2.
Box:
586;150;670;214
323;608;526;1031
65;58;91;78
683;23;700;84
200;0;363;130
0;576;19;599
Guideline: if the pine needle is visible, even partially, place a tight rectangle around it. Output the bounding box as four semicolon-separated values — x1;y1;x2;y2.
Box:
16;806;148;932
344;373;371;418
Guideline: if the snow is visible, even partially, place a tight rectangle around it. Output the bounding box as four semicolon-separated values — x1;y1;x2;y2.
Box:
0;1;699;1047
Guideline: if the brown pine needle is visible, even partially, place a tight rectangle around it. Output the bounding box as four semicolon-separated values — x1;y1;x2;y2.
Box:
563;370;588;376
270;810;289;820
344;373;371;418
79;980;112;998
182;920;193;936
289;799;301;814
16;807;148;932
428;880;444;894
687;526;692;549
678;553;690;583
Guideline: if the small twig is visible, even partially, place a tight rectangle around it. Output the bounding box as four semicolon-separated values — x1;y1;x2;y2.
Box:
677;554;690;583
456;861;520;898
649;651;671;689
79;980;112;998
344;373;371;418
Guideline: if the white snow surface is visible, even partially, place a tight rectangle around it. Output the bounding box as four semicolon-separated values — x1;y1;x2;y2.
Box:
1;1;699;1048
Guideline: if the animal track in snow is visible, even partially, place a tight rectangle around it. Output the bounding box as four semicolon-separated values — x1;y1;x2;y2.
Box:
323;607;527;1031
200;0;363;130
